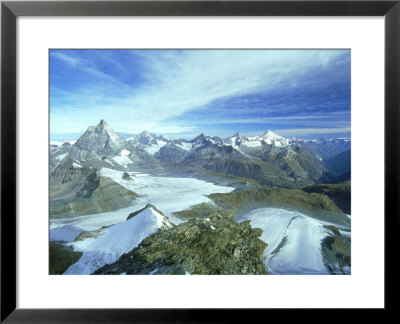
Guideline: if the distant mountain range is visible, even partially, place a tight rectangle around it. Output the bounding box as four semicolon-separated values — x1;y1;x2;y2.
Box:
50;120;351;188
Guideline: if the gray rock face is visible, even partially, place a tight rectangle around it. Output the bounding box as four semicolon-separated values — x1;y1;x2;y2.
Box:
73;119;126;158
50;158;93;185
49;145;74;173
137;130;158;145
155;143;188;164
50;174;136;218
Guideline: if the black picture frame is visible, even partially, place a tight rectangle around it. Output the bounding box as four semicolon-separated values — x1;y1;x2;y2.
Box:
1;0;399;322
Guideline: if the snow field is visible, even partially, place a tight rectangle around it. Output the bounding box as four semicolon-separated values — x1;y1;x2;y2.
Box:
236;208;333;274
98;168;234;221
64;207;171;275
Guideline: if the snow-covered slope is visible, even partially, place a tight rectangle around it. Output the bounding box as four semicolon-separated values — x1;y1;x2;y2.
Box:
64;206;172;275
144;140;168;155
112;149;133;168
223;130;290;153
236;208;333;274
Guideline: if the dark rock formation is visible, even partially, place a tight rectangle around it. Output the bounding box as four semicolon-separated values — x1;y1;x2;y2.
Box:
94;210;267;275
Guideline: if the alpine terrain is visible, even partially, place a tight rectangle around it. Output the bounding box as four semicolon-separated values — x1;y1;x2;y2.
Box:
50;120;351;275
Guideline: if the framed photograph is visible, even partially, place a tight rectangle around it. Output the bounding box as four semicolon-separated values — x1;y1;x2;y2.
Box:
1;0;398;321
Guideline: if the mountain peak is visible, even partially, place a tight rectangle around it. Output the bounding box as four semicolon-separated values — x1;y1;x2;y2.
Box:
97;119;110;128
137;130;158;145
193;133;207;142
74;120;125;157
262;130;284;140
94;120;119;135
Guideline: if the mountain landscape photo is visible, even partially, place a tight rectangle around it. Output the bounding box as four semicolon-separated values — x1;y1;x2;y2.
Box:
49;49;351;275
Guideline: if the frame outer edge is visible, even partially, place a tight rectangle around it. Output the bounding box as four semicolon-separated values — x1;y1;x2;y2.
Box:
385;1;400;311
1;1;17;323
2;1;399;16
0;0;398;322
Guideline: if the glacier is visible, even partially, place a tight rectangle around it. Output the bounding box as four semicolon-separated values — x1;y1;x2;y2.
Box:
236;208;349;275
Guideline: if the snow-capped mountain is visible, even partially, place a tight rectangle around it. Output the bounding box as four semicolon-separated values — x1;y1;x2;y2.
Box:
74;119;126;158
126;131;169;155
222;130;291;154
127;130;158;146
50;120;351;187
261;130;291;147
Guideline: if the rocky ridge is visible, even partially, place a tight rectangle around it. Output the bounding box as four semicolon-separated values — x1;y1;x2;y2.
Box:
94;208;267;275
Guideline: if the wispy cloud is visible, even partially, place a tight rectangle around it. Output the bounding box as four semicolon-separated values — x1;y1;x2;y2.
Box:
50;49;350;137
51;52;81;67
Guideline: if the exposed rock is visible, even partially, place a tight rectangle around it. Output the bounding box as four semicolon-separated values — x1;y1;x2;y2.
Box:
75;171;100;198
50;175;136;218
73;119;126;159
49;242;83;275
126;204;165;221
155;143;188;164
50;158;93;185
122;172;132;180
321;226;351;274
94;211;267;275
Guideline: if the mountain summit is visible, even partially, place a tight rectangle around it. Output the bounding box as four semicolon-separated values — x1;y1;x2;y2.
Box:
74;120;126;157
262;130;289;146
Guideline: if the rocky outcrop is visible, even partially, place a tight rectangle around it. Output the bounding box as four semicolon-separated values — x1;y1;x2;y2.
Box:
50;175;136;218
50;158;93;185
94;210;267;275
49;242;83;275
321;225;351;274
122;172;131;180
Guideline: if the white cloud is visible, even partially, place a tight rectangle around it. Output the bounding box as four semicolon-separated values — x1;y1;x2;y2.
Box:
51;50;348;134
51;52;81;67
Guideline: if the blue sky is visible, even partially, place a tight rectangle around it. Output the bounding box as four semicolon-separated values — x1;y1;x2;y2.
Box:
50;49;350;140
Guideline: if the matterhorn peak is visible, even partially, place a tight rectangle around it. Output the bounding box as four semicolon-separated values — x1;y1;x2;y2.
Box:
94;119;118;135
74;119;125;157
96;119;115;132
95;119;110;130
